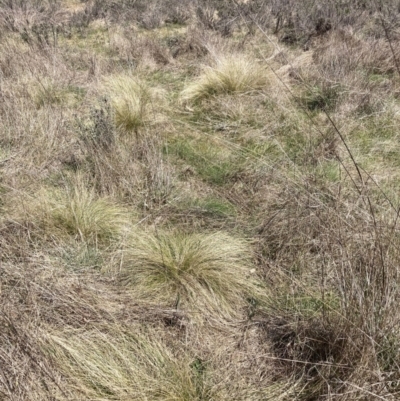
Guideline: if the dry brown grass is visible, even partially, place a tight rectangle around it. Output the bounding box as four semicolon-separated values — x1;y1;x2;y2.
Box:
2;1;400;400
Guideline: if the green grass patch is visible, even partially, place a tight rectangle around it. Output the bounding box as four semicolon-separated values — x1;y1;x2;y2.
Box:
275;291;340;319
315;160;341;182
167;137;236;185
298;83;341;112
349;112;400;171
61;242;104;271
61;24;113;55
192;197;237;218
239;140;281;164
173;196;237;220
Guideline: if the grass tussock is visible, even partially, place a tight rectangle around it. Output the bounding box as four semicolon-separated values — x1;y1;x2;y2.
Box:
51;184;130;243
105;75;153;133
121;230;261;319
12;182;131;244
43;325;299;401
181;54;269;102
44;328;212;401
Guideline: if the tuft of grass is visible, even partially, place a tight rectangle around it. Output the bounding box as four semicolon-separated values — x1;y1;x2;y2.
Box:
181;54;269;102
121;230;262;319
29;78;86;109
298;83;341;112
31;80;65;108
105;75;152;133
43;325;297;400
14;181;131;244
43;327;215;401
50;183;130;243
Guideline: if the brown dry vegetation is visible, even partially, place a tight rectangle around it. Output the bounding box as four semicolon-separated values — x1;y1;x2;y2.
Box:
2;0;400;400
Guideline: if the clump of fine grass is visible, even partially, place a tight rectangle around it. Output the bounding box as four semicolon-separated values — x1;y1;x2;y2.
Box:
13;182;131;244
50;183;130;243
121;230;262;319
28;78;85;109
105;75;152;133
181;54;269;102
43;326;296;401
43;327;215;401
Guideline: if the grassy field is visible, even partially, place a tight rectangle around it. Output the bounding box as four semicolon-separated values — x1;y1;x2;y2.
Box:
2;0;400;399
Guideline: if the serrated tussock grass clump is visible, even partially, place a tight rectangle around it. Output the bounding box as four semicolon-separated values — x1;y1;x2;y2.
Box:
15;183;131;244
105;75;152;133
30;80;64;109
44;328;213;401
122;231;261;318
181;54;269;102
51;184;130;243
43;326;298;401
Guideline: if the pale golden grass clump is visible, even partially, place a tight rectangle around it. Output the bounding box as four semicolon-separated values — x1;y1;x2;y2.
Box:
105;75;152;133
44;327;211;401
51;185;130;243
122;230;262;319
41;325;299;401
181;54;269;102
13;182;130;244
